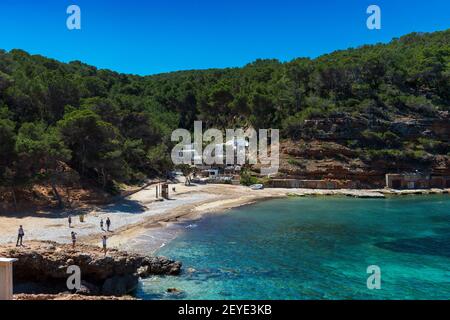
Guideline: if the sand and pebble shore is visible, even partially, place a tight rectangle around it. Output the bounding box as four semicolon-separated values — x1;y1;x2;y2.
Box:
0;182;448;253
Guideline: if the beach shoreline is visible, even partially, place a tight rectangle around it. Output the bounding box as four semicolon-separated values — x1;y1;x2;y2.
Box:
1;183;449;300
136;190;450;300
1;182;448;255
113;185;450;254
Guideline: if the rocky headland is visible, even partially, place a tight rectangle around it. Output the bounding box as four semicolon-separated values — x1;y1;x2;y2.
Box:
0;241;181;298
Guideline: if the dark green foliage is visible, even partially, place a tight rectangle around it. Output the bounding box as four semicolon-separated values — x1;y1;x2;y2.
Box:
0;108;17;188
0;30;449;192
240;169;260;186
57;109;128;188
0;48;180;190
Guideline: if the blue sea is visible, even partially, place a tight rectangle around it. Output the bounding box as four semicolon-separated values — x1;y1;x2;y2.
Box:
137;195;450;300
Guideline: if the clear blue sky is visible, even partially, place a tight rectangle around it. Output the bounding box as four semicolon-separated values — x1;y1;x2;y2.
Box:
0;0;449;75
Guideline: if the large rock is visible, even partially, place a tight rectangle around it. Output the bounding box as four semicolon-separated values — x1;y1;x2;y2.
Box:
101;274;139;296
0;241;182;297
141;256;182;275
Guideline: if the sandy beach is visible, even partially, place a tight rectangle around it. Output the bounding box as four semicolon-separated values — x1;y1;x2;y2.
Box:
1;182;448;254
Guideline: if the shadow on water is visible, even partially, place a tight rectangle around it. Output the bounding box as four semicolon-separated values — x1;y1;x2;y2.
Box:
102;199;147;214
375;235;450;258
429;215;450;223
432;226;450;235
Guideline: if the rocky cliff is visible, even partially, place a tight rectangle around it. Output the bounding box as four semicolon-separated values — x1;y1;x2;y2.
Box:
0;241;181;297
275;113;450;188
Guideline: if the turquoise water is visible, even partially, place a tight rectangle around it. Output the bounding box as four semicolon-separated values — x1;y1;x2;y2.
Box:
137;195;450;300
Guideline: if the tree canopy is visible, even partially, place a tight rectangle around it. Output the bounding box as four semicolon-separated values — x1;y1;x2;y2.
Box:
0;29;449;193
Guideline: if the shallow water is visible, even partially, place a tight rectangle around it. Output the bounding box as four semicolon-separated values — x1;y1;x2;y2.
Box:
137;195;450;300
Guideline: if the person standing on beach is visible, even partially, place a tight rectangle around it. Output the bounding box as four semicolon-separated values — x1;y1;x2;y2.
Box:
100;218;104;231
106;217;111;232
71;231;77;248
16;225;25;247
102;235;107;255
68;215;72;228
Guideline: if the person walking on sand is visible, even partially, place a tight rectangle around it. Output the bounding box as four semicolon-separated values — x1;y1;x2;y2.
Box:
68;214;72;228
106;217;111;232
71;231;77;248
16;225;25;247
100;218;104;231
102;235;108;255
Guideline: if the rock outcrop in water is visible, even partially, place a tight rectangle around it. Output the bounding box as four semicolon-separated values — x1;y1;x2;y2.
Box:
0;241;181;297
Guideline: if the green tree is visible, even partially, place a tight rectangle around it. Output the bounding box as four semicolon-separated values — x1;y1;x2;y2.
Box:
15;122;71;207
0;111;18;208
58;109;128;190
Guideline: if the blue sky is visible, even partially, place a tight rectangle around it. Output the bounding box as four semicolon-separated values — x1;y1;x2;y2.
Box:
0;0;449;75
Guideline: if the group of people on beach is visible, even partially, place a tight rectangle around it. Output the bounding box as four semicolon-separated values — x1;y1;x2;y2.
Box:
100;217;112;231
16;214;113;255
68;216;111;254
14;183;175;254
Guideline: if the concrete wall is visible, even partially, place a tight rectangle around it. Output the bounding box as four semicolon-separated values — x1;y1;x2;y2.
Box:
430;176;450;188
0;259;17;300
386;174;450;189
268;179;356;189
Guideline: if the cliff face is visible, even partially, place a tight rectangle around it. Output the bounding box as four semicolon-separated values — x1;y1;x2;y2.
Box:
0;241;181;297
277;113;450;188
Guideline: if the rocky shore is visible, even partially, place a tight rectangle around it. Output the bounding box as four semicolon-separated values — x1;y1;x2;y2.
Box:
14;293;137;300
0;241;181;298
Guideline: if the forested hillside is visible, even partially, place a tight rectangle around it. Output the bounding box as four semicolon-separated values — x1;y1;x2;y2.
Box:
1;29;449;204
